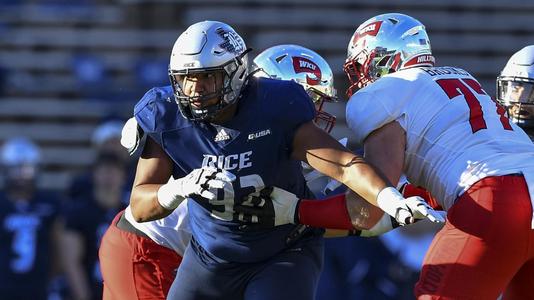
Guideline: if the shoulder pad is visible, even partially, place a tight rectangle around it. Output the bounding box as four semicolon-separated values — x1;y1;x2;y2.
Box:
120;117;145;156
134;86;178;134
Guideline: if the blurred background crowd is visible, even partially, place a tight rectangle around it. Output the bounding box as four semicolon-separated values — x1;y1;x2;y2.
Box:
0;0;532;299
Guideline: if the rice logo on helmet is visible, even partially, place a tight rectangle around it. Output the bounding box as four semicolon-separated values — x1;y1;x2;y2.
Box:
216;27;245;54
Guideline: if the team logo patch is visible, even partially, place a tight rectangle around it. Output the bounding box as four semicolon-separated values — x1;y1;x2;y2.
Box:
248;129;271;141
216;27;245;54
292;57;322;85
351;20;383;46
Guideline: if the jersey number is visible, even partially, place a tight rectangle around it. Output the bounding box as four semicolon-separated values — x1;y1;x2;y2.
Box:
209;174;264;220
436;78;512;133
5;218;38;274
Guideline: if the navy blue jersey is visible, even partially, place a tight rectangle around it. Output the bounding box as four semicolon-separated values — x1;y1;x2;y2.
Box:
0;191;60;298
135;78;317;262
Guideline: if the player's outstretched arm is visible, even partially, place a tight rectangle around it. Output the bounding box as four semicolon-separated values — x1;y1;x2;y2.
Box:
290;121;444;225
291;120;387;206
235;184;443;234
363;121;444;224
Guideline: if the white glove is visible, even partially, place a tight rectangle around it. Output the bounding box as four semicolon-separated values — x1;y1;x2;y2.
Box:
376;187;445;226
235;186;300;227
157;167;236;210
355;210;447;237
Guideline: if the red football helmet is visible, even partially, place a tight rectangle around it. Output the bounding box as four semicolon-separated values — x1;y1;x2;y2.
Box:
343;13;434;97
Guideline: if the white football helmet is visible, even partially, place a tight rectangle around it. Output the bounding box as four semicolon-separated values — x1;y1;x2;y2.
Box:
169;21;250;121
1;137;40;167
253;44;337;133
1;137;41;188
344;13;434;97
497;45;534;130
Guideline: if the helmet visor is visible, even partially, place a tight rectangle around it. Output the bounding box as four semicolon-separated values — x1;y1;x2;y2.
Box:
498;77;534;128
497;78;534;105
170;70;225;100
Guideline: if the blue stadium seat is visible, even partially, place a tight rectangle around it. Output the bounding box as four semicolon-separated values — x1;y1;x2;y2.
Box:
72;53;108;99
135;58;169;92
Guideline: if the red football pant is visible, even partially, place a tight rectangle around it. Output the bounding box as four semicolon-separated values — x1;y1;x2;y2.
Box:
99;211;182;300
415;175;534;300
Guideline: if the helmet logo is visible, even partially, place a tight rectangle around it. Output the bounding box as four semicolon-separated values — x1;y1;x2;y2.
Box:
292;56;322;85
216;27;244;54
352;21;383;46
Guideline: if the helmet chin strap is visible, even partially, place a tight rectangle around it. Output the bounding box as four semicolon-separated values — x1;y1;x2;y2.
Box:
183;77;229;120
189;93;225;120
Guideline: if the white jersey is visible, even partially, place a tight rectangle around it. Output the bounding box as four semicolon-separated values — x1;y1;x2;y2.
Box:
346;66;534;226
124;200;191;256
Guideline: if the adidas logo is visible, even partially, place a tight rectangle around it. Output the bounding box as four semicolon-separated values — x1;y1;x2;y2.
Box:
214;128;231;142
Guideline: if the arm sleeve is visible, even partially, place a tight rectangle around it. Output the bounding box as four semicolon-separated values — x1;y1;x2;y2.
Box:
298;193;354;230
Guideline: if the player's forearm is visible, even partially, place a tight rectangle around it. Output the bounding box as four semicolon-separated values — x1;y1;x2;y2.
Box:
305;148;390;206
130;184;173;222
339;154;390;206
292;121;393;204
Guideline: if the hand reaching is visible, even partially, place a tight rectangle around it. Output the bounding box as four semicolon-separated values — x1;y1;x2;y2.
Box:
377;187;445;226
157;167;236;210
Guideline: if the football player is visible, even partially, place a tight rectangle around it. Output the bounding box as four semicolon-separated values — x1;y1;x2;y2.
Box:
239;13;534;300
62;151;128;300
99;40;400;299
100;43;365;300
252;44;340;197
251;44;438;235
0;137;62;299
110;20;441;300
497;45;534;141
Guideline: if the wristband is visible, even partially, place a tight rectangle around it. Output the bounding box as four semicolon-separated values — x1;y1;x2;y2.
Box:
157;182;183;210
